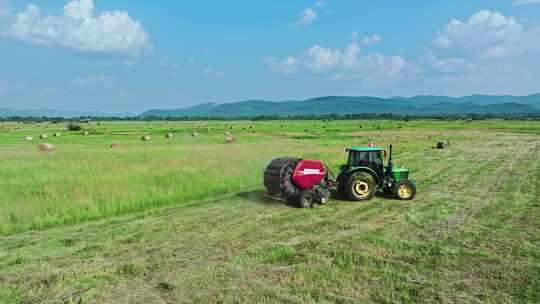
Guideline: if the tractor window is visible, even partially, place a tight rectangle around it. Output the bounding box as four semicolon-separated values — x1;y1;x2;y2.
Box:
372;152;383;167
349;151;383;168
349;151;370;167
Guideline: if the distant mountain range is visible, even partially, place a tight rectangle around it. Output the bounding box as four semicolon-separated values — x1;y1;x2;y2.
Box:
140;94;540;118
0;108;133;118
2;94;540;118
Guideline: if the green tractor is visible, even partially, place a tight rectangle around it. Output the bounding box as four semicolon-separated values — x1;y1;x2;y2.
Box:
336;145;416;201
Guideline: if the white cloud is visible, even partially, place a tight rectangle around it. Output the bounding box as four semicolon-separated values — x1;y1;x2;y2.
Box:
512;0;540;5
433;10;539;59
298;8;317;26
3;0;152;56
361;35;382;46
303;45;343;72
297;2;327;26
304;43;406;77
423;52;475;74
269;41;407;81
420;10;540;95
266;56;299;75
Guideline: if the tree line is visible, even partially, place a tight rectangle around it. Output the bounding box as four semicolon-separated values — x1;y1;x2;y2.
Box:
0;112;539;123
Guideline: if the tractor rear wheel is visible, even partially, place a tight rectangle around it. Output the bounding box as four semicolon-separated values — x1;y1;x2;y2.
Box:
394;181;416;200
347;172;375;201
297;191;314;208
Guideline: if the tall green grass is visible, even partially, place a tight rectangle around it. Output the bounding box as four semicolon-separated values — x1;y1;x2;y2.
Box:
0;119;538;235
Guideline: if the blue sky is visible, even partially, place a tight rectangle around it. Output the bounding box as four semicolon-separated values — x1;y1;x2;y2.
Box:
1;0;540;113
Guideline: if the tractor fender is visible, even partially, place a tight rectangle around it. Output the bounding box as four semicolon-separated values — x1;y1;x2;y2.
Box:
344;167;379;183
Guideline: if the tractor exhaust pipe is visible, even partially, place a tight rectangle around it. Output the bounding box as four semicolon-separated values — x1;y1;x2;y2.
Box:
388;145;394;173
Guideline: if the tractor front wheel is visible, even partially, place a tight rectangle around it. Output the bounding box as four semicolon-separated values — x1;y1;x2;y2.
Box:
394;181;416;200
347;172;375;201
297;191;314;208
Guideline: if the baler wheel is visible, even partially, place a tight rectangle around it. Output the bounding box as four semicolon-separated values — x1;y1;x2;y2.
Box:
297;191;314;208
347;172;375;201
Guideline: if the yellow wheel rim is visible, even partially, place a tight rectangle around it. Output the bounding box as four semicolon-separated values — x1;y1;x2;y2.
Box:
354;181;370;197
398;185;412;198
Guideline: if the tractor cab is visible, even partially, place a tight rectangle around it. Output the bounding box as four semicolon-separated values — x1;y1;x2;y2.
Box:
337;145;416;201
345;146;385;180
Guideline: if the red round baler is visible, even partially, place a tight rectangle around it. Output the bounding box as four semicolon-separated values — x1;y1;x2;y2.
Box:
264;158;332;208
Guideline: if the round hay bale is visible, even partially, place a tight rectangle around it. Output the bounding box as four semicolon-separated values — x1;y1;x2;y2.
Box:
81;130;89;136
224;131;231;135
436;141;448;149
111;142;121;149
53;133;61;137
225;135;236;144
25;136;34;142
191;132;199;137
141;135;151;142
165;133;173;139
40;134;49;140
38;143;53;152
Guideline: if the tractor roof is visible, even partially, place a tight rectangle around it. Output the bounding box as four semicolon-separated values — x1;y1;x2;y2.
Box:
348;146;384;152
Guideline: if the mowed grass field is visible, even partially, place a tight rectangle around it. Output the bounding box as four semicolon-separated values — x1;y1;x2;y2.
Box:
0;119;539;303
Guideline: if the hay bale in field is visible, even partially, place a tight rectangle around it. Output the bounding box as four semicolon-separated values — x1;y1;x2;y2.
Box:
436;141;449;149
165;133;174;139
224;131;231;135
191;132;199;137
225;135;236;144
40;134;49;139
81;130;89;136
38;143;53;152
25;136;34;142
111;142;121;149
53;133;61;137
141;135;151;142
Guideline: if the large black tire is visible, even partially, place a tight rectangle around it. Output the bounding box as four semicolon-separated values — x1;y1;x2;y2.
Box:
394;181;416;200
347;172;376;201
336;173;349;199
297;191;314;208
263;157;301;201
